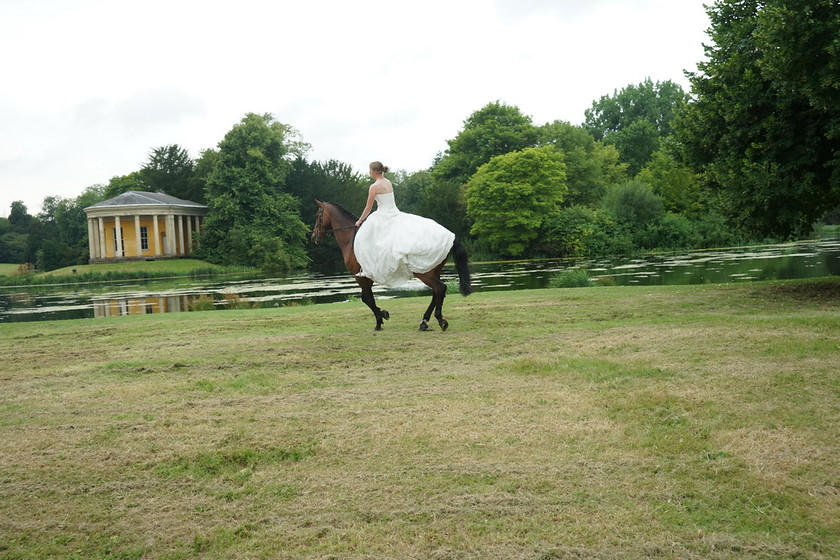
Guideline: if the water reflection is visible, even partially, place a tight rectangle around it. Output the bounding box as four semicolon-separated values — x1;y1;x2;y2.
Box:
93;295;190;318
1;238;838;323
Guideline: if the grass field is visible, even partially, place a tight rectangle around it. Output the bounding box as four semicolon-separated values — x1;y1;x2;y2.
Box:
0;263;19;277
1;279;838;559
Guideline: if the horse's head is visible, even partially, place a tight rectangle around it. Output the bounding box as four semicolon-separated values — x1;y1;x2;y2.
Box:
311;200;331;245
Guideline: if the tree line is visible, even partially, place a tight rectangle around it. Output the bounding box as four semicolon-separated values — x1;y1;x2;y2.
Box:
2;0;838;272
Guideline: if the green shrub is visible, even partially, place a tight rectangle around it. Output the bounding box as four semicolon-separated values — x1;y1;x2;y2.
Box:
541;206;634;258
549;268;592;288
601;180;664;229
188;294;217;312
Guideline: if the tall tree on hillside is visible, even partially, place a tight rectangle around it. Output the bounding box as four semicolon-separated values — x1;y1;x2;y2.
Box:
140;144;202;203
584;78;689;175
434;101;540;185
430;102;539;237
8;201;32;231
198;113;311;271
103;172;147;199
1;201;33;264
673;0;840;238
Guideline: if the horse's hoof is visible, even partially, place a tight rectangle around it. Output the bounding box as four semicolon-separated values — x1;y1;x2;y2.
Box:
439;319;449;331
419;320;429;331
375;325;384;331
381;310;390;320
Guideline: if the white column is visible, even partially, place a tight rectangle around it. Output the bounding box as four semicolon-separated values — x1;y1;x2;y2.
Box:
92;219;101;259
186;216;193;255
134;216;142;257
98;217;107;259
166;215;176;255
194;216;201;248
177;215;185;255
114;216;123;257
153;215;161;256
87;218;96;260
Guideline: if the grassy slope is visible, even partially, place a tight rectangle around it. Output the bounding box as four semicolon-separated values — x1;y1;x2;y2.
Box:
0;263;19;276
43;258;225;277
1;279;838;559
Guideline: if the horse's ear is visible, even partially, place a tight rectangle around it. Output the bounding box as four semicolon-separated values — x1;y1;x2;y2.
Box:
315;199;324;208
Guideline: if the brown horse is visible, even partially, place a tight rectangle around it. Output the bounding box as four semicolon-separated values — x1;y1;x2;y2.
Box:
311;200;473;331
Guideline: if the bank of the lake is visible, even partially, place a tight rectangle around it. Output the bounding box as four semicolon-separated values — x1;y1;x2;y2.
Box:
3;237;840;323
1;278;838;559
0;259;253;289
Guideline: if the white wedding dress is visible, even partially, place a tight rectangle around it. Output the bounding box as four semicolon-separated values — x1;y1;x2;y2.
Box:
354;192;455;287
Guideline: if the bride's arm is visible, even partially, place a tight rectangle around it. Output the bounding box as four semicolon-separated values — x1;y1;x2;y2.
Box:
356;185;377;226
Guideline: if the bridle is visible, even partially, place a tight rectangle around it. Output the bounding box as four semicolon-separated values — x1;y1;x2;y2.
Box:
313;205;358;245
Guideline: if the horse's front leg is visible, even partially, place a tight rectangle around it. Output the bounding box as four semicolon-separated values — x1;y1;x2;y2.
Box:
355;276;389;330
419;295;437;331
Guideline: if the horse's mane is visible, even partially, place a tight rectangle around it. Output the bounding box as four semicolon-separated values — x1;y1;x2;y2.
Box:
325;202;358;221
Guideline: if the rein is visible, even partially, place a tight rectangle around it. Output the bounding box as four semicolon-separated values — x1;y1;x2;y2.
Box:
314;205;358;242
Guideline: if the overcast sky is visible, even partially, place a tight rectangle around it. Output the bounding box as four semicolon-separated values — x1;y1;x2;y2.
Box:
0;0;710;216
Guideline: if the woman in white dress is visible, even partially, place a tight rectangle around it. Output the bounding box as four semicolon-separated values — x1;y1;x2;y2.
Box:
353;161;456;287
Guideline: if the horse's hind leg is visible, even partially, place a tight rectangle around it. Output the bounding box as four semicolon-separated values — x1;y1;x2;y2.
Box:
356;277;389;330
416;268;448;331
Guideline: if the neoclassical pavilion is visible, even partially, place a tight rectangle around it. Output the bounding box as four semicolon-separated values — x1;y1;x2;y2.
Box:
84;191;208;263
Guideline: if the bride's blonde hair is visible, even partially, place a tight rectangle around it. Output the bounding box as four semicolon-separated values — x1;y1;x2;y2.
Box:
370;161;390;174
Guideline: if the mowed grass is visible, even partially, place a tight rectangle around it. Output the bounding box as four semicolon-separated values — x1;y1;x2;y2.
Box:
1;278;838;559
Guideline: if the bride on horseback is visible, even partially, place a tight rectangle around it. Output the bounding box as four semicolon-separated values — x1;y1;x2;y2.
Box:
353;161;457;288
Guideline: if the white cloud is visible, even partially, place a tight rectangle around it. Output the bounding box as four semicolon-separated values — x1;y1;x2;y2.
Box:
0;0;709;216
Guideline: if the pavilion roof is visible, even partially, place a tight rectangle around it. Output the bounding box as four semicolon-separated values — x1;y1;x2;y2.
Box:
85;191;206;210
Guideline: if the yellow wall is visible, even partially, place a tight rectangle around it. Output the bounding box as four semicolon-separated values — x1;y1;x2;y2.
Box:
103;217;175;258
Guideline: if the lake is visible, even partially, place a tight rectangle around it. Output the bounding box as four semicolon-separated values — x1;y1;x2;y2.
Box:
2;238;839;323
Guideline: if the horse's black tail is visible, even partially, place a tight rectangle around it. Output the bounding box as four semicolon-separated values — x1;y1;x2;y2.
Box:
452;238;473;297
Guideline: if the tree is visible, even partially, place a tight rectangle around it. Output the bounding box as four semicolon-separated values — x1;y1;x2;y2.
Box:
285;157;368;270
54;186;107;265
601;179;664;229
429;102;539;238
434;101;540;186
1;202;32;263
0;230;28;263
140;144;202;203
285;158;367;213
584;78;690;175
393;169;432;216
8;201;32;230
636;149;704;215
465;146;567;257
540;205;630;258
103;172;147;199
538;120;627;207
416;179;468;239
198;113;310;271
673;0;840;238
